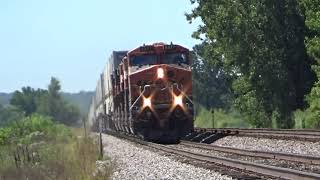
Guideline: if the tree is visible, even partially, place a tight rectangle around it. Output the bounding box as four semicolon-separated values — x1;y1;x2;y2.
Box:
10;87;45;116
41;77;80;125
299;0;320;128
9;77;81;126
192;42;234;110
48;77;61;99
187;0;315;128
0;105;24;127
46;77;63;119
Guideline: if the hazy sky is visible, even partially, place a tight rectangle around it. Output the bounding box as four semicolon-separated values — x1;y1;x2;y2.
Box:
0;0;200;92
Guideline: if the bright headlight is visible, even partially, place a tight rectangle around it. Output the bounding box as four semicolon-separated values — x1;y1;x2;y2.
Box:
157;68;164;79
143;97;151;108
174;95;183;106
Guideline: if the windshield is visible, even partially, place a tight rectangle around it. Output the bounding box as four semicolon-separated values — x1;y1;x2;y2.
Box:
163;53;188;65
130;54;157;66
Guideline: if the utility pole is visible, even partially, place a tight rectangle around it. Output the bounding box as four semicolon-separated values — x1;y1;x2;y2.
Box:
99;115;103;159
83;117;87;139
211;109;215;128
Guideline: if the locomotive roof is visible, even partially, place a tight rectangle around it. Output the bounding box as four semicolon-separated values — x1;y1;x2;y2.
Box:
128;43;188;55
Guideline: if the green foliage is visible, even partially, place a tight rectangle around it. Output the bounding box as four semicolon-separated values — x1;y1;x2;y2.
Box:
293;109;306;129
42;77;81;125
0;105;24;127
188;0;316;128
0;114;71;146
195;106;248;128
0;127;13;145
0;116;112;180
293;108;320;128
304;70;320;128
192;43;234;110
0;93;12;106
298;0;320;128
0;91;93;117
299;0;320;62
62;91;94;115
10;87;46;116
0;114;111;179
26;137;112;180
9;77;81;126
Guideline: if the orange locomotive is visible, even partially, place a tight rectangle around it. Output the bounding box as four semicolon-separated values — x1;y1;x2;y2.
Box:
88;43;194;142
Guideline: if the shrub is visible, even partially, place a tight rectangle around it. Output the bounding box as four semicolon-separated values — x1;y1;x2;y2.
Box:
0;115;113;180
195;106;249;128
294;109;320;129
0;114;72;146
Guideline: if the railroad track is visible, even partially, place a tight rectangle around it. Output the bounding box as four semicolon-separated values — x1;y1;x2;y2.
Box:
107;131;320;179
180;140;320;165
153;144;320;180
191;128;320;142
179;140;320;176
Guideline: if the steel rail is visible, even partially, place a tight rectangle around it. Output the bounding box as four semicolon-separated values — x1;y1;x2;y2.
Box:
194;128;320;142
147;143;320;180
196;128;320;136
108;131;320;180
180;140;320;165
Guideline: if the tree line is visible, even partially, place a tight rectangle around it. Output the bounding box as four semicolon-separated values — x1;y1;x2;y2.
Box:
0;77;80;127
0;80;109;179
188;0;320;128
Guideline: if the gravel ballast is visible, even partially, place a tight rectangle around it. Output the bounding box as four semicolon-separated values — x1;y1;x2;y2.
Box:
171;144;320;174
102;134;233;180
213;136;320;157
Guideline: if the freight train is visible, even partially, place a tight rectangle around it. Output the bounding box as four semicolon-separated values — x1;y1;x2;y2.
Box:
88;42;194;142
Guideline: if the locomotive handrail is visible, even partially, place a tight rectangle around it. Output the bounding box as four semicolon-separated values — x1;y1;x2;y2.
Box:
130;90;144;110
129;87;147;110
130;85;171;110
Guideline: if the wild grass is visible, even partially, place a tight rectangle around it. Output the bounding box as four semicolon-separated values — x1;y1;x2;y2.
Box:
293;109;320;129
195;106;319;129
194;106;249;128
0;114;113;180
